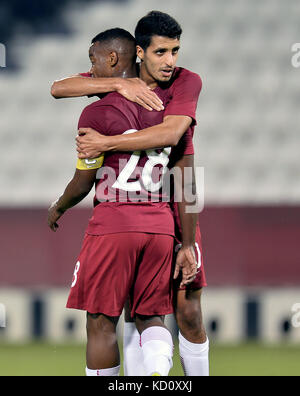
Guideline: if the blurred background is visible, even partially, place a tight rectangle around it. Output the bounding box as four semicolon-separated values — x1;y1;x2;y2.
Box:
0;0;300;376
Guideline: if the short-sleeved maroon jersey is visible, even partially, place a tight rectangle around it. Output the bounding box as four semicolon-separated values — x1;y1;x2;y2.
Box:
78;67;202;236
158;67;202;126
139;67;202;158
79;93;176;236
138;67;202;234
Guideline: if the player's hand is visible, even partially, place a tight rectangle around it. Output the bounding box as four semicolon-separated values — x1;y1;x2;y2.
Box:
76;128;104;159
174;246;197;288
118;78;164;112
48;200;64;232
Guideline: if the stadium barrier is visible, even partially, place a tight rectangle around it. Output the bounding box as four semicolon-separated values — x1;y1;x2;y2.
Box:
1;206;300;343
1;206;300;287
1;287;300;344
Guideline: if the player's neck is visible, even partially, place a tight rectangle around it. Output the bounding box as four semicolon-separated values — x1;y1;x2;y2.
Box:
117;64;138;79
138;63;158;89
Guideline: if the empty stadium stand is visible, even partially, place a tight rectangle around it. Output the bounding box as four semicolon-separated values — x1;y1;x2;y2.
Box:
0;0;299;205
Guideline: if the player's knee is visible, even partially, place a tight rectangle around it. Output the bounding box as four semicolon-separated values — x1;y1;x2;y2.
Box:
176;302;203;333
86;312;118;337
177;307;206;343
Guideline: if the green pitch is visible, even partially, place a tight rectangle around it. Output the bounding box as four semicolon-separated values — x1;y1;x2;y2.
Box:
0;342;299;376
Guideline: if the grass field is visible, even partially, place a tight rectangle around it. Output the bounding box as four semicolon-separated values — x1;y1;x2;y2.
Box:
0;342;299;376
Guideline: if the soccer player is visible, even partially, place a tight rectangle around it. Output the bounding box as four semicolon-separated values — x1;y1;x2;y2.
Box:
51;11;209;377
48;28;197;377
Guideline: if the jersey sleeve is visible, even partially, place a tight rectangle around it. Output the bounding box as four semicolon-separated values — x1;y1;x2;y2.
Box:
78;103;130;136
176;127;195;157
164;70;202;125
181;127;195;156
79;72;92;78
76;100;137;170
168;127;194;168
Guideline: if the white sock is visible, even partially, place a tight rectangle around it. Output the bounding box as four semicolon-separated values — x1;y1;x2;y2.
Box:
179;332;209;376
85;365;120;376
123;322;145;376
141;326;173;376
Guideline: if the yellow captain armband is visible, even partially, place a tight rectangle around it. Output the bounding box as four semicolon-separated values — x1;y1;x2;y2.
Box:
76;155;105;170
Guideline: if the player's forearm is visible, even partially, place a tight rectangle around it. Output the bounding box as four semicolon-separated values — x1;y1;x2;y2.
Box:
176;166;198;247
177;201;198;247
105;125;178;153
51;76;122;99
55;178;92;213
103;116;192;152
105;126;177;151
174;156;198;247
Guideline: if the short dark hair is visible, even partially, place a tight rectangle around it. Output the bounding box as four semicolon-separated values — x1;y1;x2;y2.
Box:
91;28;136;46
135;11;182;50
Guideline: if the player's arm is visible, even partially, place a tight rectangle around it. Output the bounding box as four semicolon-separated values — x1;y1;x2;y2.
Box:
76;71;202;157
51;75;164;111
48;167;97;232
173;154;198;287
76;115;192;158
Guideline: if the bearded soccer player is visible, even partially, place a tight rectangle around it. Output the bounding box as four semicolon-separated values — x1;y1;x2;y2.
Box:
51;12;209;377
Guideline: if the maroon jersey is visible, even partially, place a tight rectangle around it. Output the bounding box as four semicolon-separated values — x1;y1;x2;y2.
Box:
79;72;92;77
154;67;201;128
78;67;202;238
78;92;175;236
138;67;202;236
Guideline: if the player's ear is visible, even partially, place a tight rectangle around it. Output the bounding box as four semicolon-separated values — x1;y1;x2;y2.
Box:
136;45;144;62
109;51;118;67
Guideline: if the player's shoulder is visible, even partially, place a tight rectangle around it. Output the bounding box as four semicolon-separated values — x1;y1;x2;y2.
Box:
80;99;102;119
79;97;116;126
173;67;202;86
81;92;125;113
80;92;140;130
89;92;136;109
